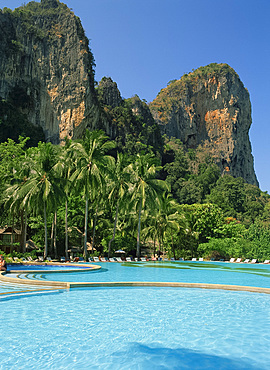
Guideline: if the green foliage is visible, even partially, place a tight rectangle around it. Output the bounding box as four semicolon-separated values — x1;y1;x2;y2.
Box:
207;175;269;224
97;81;162;155
181;63;239;82
162;137;220;204
198;238;254;260
0;126;268;261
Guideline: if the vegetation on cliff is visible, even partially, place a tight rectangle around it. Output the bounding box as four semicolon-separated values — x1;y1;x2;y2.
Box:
96;77;163;155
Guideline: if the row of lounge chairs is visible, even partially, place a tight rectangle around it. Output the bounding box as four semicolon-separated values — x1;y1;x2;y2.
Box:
90;256;146;262
229;258;270;264
11;256;270;264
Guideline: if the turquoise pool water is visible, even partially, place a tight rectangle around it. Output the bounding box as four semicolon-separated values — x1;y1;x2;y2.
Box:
1;261;269;369
0;287;269;369
17;261;270;288
7;263;91;271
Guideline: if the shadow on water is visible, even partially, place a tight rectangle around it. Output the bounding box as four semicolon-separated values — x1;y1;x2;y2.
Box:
101;343;261;370
122;262;270;277
91;267;108;274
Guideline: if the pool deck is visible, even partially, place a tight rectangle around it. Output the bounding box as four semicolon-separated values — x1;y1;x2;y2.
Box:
0;262;270;295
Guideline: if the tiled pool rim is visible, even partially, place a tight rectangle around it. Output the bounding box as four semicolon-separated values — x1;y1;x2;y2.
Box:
1;262;270;294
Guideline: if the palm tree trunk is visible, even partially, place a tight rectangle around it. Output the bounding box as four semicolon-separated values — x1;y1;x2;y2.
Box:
53;212;57;258
83;197;89;259
171;235;175;259
108;202;119;258
136;200;142;259
23;211;27;253
11;215;14;250
92;205;98;253
44;202;48;259
65;199;68;260
153;237;156;259
50;216;55;257
20;210;24;250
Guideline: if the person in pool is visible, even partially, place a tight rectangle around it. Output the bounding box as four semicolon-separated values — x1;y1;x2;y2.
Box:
0;255;7;271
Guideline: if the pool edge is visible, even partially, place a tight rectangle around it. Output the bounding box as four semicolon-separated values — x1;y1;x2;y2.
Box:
1;270;270;294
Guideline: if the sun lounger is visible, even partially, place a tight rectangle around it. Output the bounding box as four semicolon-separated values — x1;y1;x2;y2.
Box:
235;258;242;263
46;257;52;262
229;258;235;263
27;256;33;262
116;257;122;262
38;256;44;262
93;257;100;262
60;256;66;262
109;258;116;262
179;258;184;261
100;257;107;262
199;258;203;262
243;259;249;263
192;258;197;261
126;257;132;262
13;257;19;262
251;259;257;263
140;257;147;262
263;260;270;264
170;258;175;261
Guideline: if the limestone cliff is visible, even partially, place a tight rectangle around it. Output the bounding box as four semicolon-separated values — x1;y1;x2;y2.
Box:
97;77;163;153
149;63;258;186
0;0;98;144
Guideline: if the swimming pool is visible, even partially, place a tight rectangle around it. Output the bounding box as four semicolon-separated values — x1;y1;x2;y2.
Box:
6;263;95;271
0;261;269;369
11;261;270;288
1;287;269;369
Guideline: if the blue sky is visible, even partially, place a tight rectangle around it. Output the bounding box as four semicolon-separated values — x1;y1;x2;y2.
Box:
5;0;270;193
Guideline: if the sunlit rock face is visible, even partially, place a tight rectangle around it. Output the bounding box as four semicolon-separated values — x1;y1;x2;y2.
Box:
0;0;98;144
149;63;258;186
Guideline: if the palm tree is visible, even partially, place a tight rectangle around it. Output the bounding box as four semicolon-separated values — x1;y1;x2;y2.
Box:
127;153;169;259
155;194;184;258
19;143;65;259
53;139;75;260
69;130;115;258
3;148;35;253
107;152;130;257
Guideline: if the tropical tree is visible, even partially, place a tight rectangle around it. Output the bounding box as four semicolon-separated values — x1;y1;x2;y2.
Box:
127;153;169;259
107;153;131;257
53;139;75;259
156;194;185;258
69;130;115;258
19;143;65;258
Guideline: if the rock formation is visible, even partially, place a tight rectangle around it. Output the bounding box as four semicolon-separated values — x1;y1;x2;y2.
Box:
149;63;258;186
0;0;98;144
97;78;163;152
0;2;259;186
98;77;123;108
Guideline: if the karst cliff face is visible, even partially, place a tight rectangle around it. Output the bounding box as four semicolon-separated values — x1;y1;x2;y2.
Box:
0;0;98;144
97;77;163;152
149;64;258;186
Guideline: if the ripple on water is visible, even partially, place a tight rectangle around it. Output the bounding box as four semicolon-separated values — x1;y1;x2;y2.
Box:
0;287;269;369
